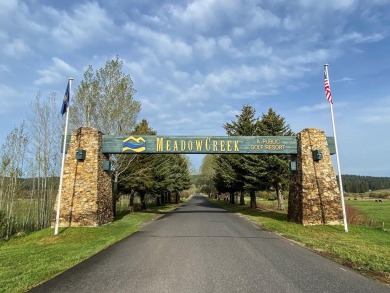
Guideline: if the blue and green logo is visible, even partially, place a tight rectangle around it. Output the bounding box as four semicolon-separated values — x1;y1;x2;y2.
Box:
122;136;146;153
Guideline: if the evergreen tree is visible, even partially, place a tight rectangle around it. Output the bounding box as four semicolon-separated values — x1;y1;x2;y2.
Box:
258;108;294;210
121;120;192;210
199;154;217;197
213;154;241;200
120;119;156;211
223;105;263;207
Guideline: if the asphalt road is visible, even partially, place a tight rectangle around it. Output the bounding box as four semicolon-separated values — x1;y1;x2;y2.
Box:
30;195;389;293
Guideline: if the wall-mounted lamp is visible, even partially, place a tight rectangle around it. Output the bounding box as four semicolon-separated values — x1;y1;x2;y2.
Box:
76;149;86;161
289;161;297;172
312;150;323;161
103;160;111;171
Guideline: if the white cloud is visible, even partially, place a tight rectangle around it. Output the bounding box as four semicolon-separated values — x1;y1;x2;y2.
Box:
336;32;385;44
0;1;47;37
299;103;329;112
282;16;299;30
247;5;281;30
123;22;193;62
0;64;9;72
49;2;117;49
0;84;22;114
335;77;354;82
247;39;273;58
274;49;333;67
358;98;390;124
168;0;240;32
0;0;19;16
297;0;358;10
34;57;78;85
194;36;216;59
139;98;160;111
3;39;31;57
167;0;280;35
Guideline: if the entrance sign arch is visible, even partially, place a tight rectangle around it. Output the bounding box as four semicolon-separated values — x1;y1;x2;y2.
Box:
52;127;342;227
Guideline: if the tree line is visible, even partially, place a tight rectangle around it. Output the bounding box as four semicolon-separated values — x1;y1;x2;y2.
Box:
341;175;390;193
0;57;191;240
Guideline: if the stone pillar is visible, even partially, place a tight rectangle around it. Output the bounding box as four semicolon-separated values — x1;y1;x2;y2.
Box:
52;127;113;227
288;128;343;225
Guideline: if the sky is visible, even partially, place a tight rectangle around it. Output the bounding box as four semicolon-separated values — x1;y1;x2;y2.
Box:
1;0;390;176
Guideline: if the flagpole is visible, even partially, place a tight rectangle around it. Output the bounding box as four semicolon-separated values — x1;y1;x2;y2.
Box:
54;78;73;235
324;64;348;233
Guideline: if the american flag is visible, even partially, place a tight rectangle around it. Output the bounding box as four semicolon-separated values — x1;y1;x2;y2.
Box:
324;69;333;104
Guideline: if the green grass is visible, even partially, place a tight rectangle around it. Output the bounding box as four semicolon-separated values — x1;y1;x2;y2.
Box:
346;200;390;227
210;198;390;284
0;205;176;293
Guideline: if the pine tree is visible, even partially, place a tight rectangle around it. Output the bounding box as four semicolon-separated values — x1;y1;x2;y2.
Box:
120;119;156;211
258;108;294;210
199;154;217;197
223;105;264;207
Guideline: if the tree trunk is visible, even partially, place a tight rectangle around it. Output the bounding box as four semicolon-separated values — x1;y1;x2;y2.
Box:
175;191;179;204
128;190;135;212
140;191;147;210
112;171;119;216
276;183;285;210
250;190;257;208
230;191;235;204
240;190;245;205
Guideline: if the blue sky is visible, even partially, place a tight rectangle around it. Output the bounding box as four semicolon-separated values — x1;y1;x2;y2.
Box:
1;0;390;176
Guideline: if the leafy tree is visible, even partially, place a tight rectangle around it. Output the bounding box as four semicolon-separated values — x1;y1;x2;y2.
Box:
0;124;28;239
71;56;141;134
258;108;294;210
26;92;61;228
0;91;63;240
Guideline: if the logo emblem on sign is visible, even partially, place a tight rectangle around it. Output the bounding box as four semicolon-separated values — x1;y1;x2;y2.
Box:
122;136;146;153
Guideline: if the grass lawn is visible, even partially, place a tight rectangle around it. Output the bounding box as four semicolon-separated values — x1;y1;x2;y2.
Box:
0;205;177;293
211;198;390;285
346;200;390;227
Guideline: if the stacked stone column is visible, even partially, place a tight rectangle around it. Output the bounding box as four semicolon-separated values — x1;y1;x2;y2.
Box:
52;127;113;227
288;128;343;225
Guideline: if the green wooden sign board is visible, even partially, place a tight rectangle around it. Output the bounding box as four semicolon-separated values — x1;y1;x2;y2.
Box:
64;135;335;155
97;135;336;155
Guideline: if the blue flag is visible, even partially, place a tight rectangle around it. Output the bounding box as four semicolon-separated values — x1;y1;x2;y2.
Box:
61;81;70;115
